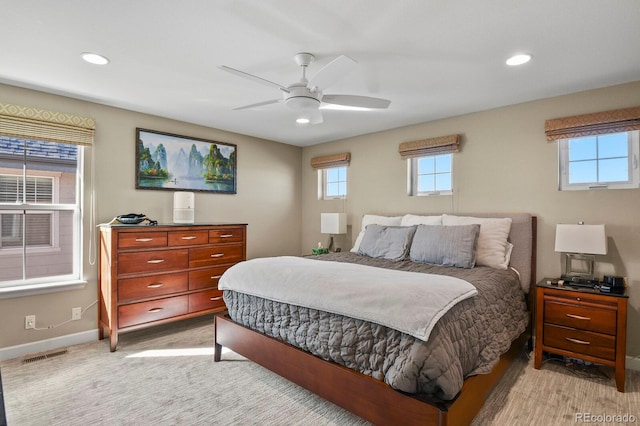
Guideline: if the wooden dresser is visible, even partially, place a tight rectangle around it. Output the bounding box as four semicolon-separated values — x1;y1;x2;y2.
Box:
534;280;628;392
98;223;247;351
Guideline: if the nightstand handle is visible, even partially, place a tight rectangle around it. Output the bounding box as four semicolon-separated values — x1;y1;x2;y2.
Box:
210;296;223;301
147;283;164;288
220;234;234;238
148;308;163;313
566;337;590;345
210;253;225;258
566;313;591;320
181;236;197;240
211;275;222;279
147;259;165;264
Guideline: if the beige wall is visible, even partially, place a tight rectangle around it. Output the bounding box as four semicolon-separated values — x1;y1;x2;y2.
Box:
301;80;640;358
0;83;302;348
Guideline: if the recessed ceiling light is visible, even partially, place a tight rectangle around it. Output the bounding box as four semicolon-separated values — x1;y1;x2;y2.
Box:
296;117;310;124
81;52;110;65
506;54;532;66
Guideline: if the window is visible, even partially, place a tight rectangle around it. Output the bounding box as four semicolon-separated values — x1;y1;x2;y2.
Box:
0;174;54;248
559;131;639;190
323;166;347;199
0;136;82;288
408;154;452;196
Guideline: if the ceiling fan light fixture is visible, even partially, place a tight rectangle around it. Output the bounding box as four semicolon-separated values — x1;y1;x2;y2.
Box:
296;117;311;124
506;53;532;66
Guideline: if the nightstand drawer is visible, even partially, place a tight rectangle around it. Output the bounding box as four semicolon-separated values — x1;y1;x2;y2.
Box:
543;324;615;361
209;227;245;244
544;300;616;335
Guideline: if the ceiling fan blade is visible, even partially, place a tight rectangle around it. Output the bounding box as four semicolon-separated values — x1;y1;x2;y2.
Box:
232;99;281;111
308;55;357;90
322;94;391;109
219;65;290;93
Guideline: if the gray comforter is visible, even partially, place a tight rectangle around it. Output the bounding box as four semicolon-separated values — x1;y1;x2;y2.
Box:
223;252;528;400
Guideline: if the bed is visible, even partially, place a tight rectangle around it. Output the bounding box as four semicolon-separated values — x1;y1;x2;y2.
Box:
214;213;536;425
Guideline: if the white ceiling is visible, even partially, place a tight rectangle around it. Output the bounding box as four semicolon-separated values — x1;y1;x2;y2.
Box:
1;1;639;147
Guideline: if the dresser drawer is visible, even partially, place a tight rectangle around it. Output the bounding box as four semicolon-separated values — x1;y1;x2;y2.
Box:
168;230;209;246
118;232;168;249
189;289;225;312
189;244;244;268
118;249;189;274
118;272;189;301
209;227;245;244
544;300;616;335
118;296;189;328
189;266;230;290
543;324;615;361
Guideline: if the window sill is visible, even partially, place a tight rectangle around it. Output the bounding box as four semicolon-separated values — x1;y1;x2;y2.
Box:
0;279;87;299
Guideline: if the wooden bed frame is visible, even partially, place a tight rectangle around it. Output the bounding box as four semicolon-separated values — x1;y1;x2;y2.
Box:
214;215;537;426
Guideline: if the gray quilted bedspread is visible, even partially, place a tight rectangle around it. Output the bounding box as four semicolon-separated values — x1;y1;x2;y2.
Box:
223;252;528;400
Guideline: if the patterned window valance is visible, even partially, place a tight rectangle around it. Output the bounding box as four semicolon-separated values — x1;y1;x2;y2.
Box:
398;134;460;159
0;102;95;146
545;106;640;141
310;152;351;169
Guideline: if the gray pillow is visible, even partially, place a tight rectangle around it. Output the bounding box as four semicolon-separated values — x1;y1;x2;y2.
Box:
358;224;417;261
409;224;480;268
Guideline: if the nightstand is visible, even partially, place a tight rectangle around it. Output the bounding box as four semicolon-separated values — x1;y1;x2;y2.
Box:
534;279;628;392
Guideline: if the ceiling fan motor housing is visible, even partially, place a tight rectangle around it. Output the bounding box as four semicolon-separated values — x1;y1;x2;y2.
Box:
284;85;321;110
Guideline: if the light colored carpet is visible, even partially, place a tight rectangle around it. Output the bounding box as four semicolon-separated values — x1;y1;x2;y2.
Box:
1;315;638;425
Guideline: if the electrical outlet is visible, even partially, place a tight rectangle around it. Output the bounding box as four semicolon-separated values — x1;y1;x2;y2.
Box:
72;307;82;321
25;315;36;329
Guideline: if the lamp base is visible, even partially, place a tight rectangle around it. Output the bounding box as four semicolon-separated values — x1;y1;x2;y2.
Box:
562;253;596;280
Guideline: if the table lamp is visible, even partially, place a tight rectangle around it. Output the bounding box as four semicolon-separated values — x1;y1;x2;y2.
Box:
321;213;347;252
555;223;607;281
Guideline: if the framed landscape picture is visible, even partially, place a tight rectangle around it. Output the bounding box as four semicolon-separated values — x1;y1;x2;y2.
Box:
135;128;237;194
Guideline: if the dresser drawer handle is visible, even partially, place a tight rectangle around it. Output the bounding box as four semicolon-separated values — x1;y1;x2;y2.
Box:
220;234;234;238
566;313;591;320
147;259;165;264
211;275;222;279
148;308;163;313
210;253;225;258
147;283;164;288
566;337;590;345
135;238;154;242
181;236;197;240
210;296;223;301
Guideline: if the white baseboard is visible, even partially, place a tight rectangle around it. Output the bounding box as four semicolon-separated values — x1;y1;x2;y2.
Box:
0;329;99;362
627;355;640;372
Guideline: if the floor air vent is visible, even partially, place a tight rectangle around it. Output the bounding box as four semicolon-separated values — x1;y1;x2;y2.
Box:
22;349;68;364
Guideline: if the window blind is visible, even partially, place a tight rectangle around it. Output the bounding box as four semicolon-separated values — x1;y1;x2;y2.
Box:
545;106;640;141
398;134;460;159
310;152;351;169
0;102;95;146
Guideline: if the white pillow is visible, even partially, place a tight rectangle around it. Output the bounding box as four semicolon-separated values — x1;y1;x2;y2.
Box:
400;214;442;227
351;215;403;252
442;214;512;270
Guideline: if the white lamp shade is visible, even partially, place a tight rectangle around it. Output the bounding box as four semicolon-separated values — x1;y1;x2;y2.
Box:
321;213;347;234
555;224;607;255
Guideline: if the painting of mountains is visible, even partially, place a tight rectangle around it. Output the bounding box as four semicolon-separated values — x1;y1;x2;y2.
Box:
135;128;236;194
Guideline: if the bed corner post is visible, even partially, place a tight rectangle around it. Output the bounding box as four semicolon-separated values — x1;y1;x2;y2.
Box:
214;315;222;362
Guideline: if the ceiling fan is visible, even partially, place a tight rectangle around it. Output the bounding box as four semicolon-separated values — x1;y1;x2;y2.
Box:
219;52;391;124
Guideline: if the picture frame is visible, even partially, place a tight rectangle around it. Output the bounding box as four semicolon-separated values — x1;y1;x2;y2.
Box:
135;128;237;194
